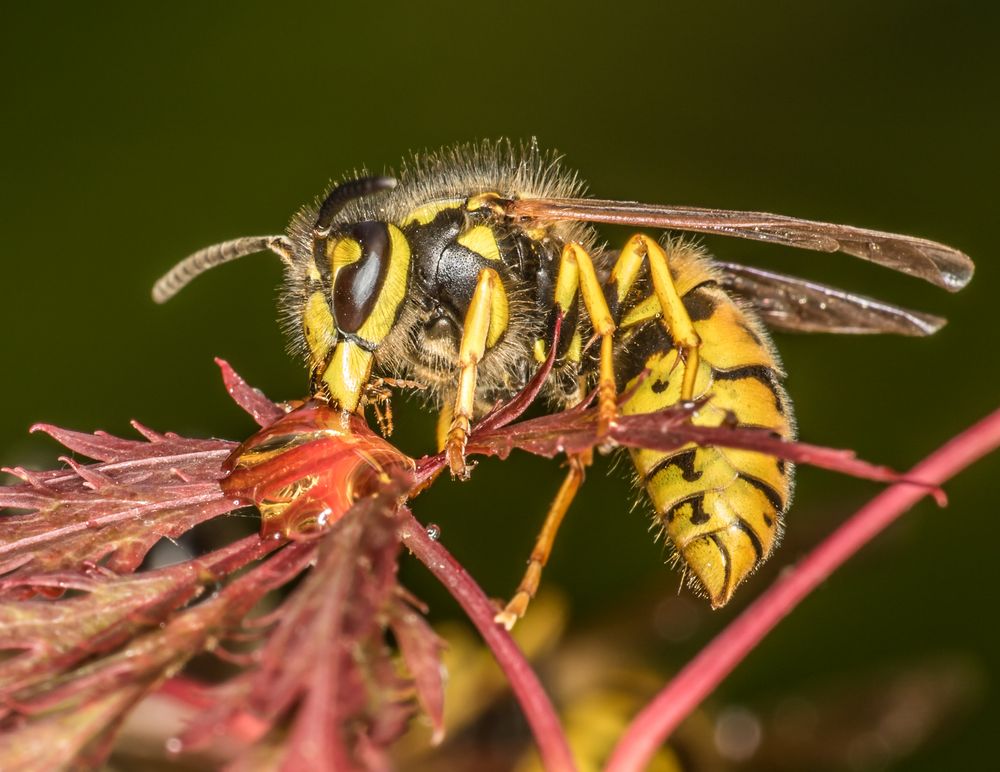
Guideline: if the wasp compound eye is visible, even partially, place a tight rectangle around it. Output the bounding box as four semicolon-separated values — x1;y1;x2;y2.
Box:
333;221;392;334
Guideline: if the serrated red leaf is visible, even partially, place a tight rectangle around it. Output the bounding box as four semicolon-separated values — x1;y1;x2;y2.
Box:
389;596;447;744
0;422;238;594
215;358;286;428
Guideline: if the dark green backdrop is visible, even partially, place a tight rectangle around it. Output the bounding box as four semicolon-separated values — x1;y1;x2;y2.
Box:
3;2;997;769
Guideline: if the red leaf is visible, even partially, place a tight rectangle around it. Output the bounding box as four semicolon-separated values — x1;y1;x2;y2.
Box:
0;424;237;594
215;358;285;428
389;596;447;744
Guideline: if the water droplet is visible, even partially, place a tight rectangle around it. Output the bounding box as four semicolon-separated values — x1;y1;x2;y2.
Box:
426;523;441;541
165;737;184;754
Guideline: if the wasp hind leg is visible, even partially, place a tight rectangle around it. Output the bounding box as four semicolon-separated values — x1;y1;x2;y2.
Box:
445;267;507;478
610;234;702;400
495;450;591;630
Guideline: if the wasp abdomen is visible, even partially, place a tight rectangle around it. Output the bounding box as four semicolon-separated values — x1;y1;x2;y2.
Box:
616;244;795;607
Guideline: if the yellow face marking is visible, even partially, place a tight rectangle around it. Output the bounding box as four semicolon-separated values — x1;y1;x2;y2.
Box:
302;291;335;369
322;340;373;413
401;199;462;226
355;224;411;344
306;258;322;283
458;225;502;262
330;237;362;275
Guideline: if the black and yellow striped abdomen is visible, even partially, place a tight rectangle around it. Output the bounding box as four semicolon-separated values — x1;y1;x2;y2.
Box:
615;242;795;607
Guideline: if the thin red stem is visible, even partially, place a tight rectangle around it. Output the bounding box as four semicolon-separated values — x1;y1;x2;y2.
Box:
606;406;1000;772
398;509;576;772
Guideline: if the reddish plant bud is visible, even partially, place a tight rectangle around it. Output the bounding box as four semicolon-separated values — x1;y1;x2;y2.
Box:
222;401;415;539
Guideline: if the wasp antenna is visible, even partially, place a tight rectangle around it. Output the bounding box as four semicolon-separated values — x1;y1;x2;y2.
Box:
152;235;292;304
313;175;397;235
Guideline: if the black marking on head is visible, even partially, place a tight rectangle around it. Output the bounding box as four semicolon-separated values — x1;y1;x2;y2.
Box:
734;516;765;562
646;449;703;485
340;331;378;353
740;473;786;512
683;285;721;323
333;222;391;334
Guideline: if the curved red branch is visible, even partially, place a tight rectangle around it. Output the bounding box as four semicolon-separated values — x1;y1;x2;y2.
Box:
606;406;1000;772
397;509;576;772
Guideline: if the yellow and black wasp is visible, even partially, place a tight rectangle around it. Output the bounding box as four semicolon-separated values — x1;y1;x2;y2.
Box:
153;141;973;627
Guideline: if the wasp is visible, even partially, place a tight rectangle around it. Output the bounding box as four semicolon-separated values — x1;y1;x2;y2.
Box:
153;141;973;627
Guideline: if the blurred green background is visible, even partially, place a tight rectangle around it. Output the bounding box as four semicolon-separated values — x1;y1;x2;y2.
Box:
2;2;997;769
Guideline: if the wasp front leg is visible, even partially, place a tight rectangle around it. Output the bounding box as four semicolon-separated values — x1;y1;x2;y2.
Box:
446;267;508;478
611;234;702;401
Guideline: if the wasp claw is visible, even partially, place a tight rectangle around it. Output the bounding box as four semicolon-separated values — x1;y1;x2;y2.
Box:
494;594;527;631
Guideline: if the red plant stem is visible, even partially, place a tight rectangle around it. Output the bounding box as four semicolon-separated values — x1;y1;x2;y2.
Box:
606;406;1000;772
397;509;576;772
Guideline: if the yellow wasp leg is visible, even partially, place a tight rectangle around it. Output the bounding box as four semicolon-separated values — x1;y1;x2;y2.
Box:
446;268;504;478
436;402;453;452
495;450;591;630
558;243;618;434
611;234;702;401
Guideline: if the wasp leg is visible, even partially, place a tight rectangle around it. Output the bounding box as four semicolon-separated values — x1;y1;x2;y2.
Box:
363;377;426;437
610;234;702;400
557;243;618;435
362;379;395;436
495;450;591;630
446;268;506;478
436;402;453;453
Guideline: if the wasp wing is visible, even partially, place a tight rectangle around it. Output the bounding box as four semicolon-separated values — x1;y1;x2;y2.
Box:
716;262;945;336
507;198;973;292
